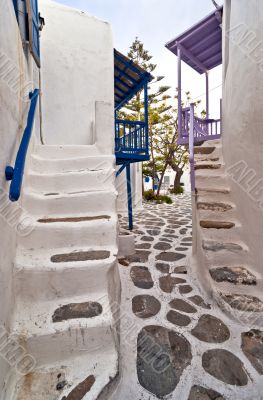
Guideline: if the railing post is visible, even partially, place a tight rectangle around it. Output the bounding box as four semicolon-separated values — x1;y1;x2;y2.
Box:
126;163;133;230
144;80;149;153
177;43;182;137
189;103;195;193
205;71;209;118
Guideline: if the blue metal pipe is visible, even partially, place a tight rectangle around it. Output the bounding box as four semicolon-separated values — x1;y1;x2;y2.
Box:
126;163;133;230
144;81;149;153
5;89;40;201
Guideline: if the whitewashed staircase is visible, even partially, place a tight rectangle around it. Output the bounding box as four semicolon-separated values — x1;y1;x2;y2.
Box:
193;139;263;325
3;145;120;400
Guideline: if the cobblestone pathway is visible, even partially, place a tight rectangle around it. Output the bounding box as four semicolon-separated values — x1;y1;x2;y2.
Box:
111;194;263;400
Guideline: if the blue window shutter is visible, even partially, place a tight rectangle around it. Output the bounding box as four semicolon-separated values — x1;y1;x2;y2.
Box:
26;0;40;67
12;0;19;19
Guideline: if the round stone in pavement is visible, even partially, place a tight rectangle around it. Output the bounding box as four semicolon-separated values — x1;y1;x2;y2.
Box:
136;242;152;250
130;266;154;289
191;315;230;343
188;385;225;400
173;266;187;274
132;295;161;319
167;310;191;327
137;325;192;398
156;252;186;262
169;298;197;313
202;349;248;386
159;275;186;293
154;242;172;251
179;284;193;294
141;236;154;242
188;295;211;309
128;250;151;263
241;329;263;374
155;262;170;274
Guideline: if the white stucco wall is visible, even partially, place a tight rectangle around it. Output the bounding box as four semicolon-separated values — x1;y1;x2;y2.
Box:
222;0;263;275
0;0;39;391
39;0;114;145
116;163;143;213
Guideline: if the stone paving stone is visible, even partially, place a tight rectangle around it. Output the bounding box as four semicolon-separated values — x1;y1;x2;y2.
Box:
52;302;102;322
141;236;154;242
159;275;186;293
128;250;151;263
130;266;154;289
146;229;161;236
202;349;248;386
137;325;192;398
169;298;197;313
167;310;191;327
176;247;188;251
241;330;263;374
118;257;130;267
153;242;172;251
188;385;225;400
202;240;243;252
173;266;187;274
63;375;95;400
51;250;110;263
179;285;193;294
188;295;211;309
220;293;263;312
132;295;161;319
191;314;230;343
163;234;179;239
155;262;170;274
209;266;256;285
160;237;173;242
164;228;176;234
135;243;152;250
156;252;186;262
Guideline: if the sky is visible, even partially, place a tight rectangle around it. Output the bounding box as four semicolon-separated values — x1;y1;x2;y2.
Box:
55;0;224;117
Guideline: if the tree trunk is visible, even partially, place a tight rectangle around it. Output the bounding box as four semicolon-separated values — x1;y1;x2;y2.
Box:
157;161;169;196
174;169;183;190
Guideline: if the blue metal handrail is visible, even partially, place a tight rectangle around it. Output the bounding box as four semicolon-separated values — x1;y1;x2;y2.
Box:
5;89;40;201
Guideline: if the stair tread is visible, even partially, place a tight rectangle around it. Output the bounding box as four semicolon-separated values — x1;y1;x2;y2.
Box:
12;292;113;335
8;350;117;400
15;245;118;270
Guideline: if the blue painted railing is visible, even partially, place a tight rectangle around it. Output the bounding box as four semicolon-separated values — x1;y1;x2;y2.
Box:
5;89;40;201
115;119;148;154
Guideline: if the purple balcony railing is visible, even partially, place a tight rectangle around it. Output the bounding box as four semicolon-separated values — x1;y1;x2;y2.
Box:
178;104;221;145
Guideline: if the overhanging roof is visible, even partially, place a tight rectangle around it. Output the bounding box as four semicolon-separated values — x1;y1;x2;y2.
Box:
165;6;223;74
114;49;153;110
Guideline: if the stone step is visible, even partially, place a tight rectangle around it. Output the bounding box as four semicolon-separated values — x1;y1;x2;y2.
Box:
195;174;227;189
4;348;118;400
202;240;245;252
15;246;117;301
195;163;222;170
209;266;257;285
26;168;115;193
219;292;263;313
196;186;230;195
18;213;118;250
34;144;103;159
197;201;233;212
22;189;117;217
30;153;115;174
200;220;235;229
194;146;216;155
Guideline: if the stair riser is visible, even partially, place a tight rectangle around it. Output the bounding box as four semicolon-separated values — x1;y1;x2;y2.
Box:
34;144;103;159
15;324;116;367
14;262;116;301
26;170;115;193
30;155;114;174
22;191;117;217
18;219;118;249
195;175;227;189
